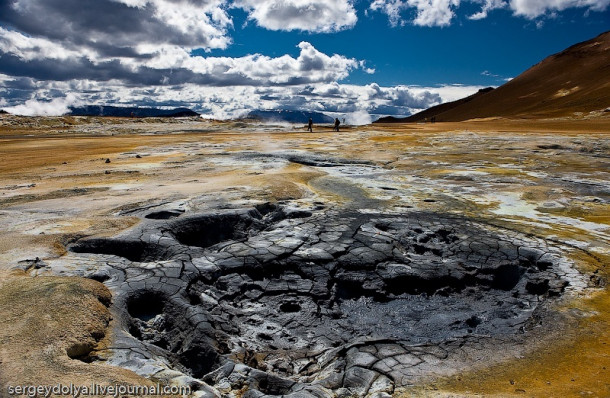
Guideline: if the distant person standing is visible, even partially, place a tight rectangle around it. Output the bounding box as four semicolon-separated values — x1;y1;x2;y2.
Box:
307;117;313;132
334;118;340;132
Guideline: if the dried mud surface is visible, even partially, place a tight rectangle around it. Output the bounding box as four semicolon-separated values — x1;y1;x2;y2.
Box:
0;115;609;397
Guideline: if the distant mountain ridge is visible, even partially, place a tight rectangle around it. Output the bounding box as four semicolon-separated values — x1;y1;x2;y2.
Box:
377;30;610;123
68;105;199;118
246;110;334;124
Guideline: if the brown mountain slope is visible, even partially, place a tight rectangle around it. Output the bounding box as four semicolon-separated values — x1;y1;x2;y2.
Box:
378;31;610;123
376;87;494;123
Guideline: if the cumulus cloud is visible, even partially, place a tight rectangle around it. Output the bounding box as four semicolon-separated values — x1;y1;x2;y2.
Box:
369;0;409;26
509;0;610;18
0;70;482;119
234;0;358;32
370;0;609;24
1;0;553;119
0;27;88;61
370;0;461;27
0;29;362;86
412;0;461;26
0;0;233;52
468;0;506;20
0;0;377;117
0;0;367;89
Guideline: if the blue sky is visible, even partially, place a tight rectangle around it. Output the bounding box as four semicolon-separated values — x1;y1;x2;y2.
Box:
205;5;608;86
0;0;608;121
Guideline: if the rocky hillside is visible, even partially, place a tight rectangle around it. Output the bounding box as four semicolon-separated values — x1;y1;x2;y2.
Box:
376;87;494;123
378;30;610;122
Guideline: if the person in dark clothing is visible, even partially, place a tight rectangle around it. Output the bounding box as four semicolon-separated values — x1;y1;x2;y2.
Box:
333;118;340;132
307;117;313;132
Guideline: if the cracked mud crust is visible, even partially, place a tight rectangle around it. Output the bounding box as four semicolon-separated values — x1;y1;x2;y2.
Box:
0;116;609;397
65;204;590;397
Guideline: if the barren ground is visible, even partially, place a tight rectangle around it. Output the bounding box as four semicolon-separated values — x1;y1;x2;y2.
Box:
0;115;608;397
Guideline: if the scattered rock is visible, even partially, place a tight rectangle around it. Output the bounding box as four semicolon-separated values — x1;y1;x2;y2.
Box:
537;144;564;150
15;257;47;271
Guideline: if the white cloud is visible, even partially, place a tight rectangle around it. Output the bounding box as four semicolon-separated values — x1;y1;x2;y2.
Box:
370;0;609;24
7;0;601;120
1;1;366;86
2;0;233;51
468;0;506;19
137;41;361;85
234;0;357;33
370;0;461;27
415;84;487;102
0;27;87;61
509;0;610;18
110;0;148;7
0;75;484;119
217;41;359;84
151;0;233;49
412;0;461;26
481;70;505;78
0;26;364;86
370;0;409;26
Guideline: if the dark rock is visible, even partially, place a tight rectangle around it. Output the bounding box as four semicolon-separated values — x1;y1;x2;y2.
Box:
15;257;47;271
537;144;564;150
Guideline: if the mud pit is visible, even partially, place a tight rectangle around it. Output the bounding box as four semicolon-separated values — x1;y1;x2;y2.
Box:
1;116;608;397
69;203;584;397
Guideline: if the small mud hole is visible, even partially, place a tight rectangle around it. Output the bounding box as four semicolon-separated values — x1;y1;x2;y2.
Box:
171;213;257;248
66;343;95;362
125;290;223;378
127;291;165;322
279;301;301;313
145;210;183;219
493;263;525;291
70;239;168;262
